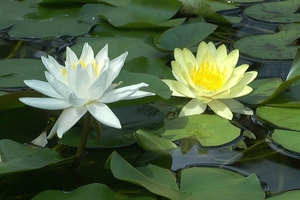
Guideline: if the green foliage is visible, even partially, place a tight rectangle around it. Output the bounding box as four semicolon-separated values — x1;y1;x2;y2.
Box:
0;139;71;176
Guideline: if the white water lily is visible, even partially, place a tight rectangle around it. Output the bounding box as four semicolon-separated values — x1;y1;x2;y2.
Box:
20;43;154;138
163;41;257;120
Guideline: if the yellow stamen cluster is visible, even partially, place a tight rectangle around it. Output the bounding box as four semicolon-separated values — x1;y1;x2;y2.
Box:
191;60;225;91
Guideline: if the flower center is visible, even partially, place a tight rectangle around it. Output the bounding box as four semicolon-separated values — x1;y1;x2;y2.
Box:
191;60;225;91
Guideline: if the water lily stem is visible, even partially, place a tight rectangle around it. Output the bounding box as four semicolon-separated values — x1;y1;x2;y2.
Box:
72;112;91;171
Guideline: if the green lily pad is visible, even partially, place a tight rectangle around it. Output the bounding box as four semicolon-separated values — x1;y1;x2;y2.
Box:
155;22;217;51
178;0;242;24
160;114;241;147
243;1;300;23
233;30;300;60
123;57;173;79
271;129;300;154
39;0;131;7
0;0;39;30
0;139;68;176
9;17;93;39
33;183;156;200
73;37;166;62
134;129;177;153
237;77;283;105
256;106;300;131
0;58;45;88
94;0;184;28
60;105;164;148
106;152;265;200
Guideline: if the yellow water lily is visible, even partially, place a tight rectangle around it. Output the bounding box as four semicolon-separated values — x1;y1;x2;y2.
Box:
20;43;154;138
163;41;257;120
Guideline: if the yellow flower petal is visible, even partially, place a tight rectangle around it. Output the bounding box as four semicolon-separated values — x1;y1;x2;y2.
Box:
179;98;207;117
208;100;233;120
162;79;186;97
172;81;196;98
220;99;253;115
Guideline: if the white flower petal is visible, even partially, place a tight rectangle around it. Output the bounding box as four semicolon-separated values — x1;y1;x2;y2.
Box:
47;120;58;139
56;106;87;138
87;69;110;99
41;56;66;84
24;80;61;98
45;72;71;100
105;52;128;88
87;102;121;129
69;64;91;97
66;46;79;65
31;132;48;147
19;97;71;110
100;82;152;103
179;98;207;117
208;99;233;120
95;44;109;73
79;43;94;62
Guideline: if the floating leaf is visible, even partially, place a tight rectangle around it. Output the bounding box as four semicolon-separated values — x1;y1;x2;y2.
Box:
60;105;164;148
161;114;241;147
237;77;282;105
155;22;217;51
95;0;184;28
33;183;156;200
0;58;45;88
271;129;300;154
107;152;265;200
73;37;166;62
233;30;300;60
134;129;177;152
256;106;300;131
286;49;300;81
243;1;300;23
0;139;68;176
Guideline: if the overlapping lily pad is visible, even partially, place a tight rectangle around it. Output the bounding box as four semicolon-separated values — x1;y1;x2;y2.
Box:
271;129;300;154
94;0;184;28
106;152;265;200
233;30;300;60
243;1;300;23
256;106;300;131
160;114;241;147
0;139;70;176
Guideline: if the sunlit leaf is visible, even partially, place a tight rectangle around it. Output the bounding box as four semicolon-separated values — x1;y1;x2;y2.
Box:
243;1;300;23
33;183;156;200
0;139;69;176
271;129;300;154
134;129;177;152
256;106;300;131
286;49;300;81
233;30;300;60
107;152;265;200
161;114;241;147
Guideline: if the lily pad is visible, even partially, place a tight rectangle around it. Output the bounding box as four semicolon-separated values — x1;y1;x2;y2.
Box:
243;1;300;23
233;30;300;60
95;0;184;28
0;139;68;176
155;22;217;51
271;129;300;154
73;37;166;62
107;152;265;200
268;190;300;200
160;114;241;147
0;58;45;88
256;106;300;131
237;77;283;105
60;105;164;148
33;183;156;200
0;0;39;30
